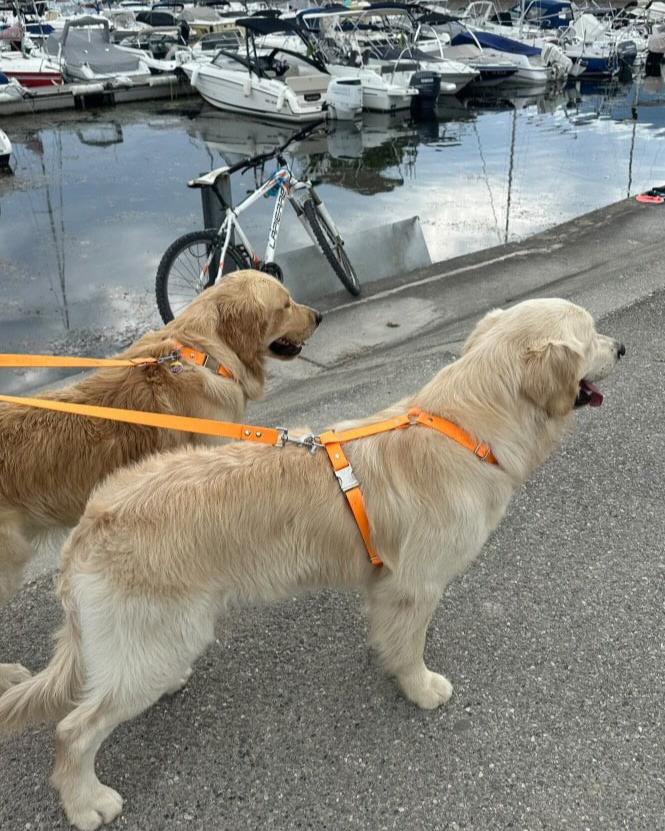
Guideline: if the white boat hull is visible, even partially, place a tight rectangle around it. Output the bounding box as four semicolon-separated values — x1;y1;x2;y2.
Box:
0;128;11;166
188;63;361;123
327;65;415;112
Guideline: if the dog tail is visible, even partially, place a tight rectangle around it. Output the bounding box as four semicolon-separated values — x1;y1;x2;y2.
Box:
0;574;82;733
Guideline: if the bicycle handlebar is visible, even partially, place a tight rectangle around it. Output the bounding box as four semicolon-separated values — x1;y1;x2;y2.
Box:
227;119;326;176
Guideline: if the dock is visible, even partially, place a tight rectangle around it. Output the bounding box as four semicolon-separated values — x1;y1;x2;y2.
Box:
0;73;195;116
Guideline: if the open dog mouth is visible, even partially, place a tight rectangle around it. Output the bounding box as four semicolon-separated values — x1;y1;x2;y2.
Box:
269;336;303;358
575;379;604;408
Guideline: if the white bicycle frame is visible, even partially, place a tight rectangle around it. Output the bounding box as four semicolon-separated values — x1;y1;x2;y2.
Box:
202;164;338;286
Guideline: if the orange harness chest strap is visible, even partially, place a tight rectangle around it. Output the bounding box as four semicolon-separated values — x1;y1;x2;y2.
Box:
319;407;499;568
323;440;384;568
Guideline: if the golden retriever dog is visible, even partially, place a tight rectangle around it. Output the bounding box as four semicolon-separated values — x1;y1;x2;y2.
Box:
0;270;321;692
0;298;623;831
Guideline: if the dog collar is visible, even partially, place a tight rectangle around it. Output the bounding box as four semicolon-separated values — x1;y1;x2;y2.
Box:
172;342;235;381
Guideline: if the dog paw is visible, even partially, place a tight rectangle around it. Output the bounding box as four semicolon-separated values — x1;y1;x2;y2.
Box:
63;784;123;831
400;669;453;710
0;662;32;694
164;666;193;696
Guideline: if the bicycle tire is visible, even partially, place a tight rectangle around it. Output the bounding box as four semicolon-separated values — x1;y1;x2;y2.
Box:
301;199;361;296
156;230;247;323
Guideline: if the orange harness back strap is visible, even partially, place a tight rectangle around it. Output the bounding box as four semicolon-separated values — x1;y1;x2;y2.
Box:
319;407;498;568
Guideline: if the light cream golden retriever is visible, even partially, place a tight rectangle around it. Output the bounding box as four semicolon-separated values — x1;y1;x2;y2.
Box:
0;270;320;691
0;298;623;831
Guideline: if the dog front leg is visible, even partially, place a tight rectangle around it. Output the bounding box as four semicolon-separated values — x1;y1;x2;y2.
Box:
367;581;452;710
0;520;33;605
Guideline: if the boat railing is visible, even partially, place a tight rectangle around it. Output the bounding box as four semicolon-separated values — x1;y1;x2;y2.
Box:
413;21;446;58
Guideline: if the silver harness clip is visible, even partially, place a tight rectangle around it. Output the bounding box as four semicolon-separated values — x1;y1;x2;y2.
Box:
277;430;322;453
334;465;359;493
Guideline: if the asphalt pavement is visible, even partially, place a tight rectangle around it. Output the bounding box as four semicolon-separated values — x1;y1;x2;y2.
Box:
1;198;665;830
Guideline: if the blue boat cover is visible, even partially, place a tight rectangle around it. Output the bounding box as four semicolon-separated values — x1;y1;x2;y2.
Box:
451;30;541;57
509;0;572;29
26;22;55;35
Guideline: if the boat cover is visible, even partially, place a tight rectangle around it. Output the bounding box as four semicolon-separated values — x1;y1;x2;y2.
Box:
510;0;572;29
235;16;300;35
451;30;541;57
45;17;142;74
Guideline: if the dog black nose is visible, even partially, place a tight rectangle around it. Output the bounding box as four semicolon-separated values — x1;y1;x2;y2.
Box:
617;343;626;359
314;310;323;326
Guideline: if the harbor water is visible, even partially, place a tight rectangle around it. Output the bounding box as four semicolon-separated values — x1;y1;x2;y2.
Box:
0;76;664;392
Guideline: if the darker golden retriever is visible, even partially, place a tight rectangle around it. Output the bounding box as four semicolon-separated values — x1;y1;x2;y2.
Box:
0;270;320;690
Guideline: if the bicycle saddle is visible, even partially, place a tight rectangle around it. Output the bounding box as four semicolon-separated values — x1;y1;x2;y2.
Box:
187;166;231;188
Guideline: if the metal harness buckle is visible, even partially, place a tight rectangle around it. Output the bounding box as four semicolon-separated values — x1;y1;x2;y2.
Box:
474;443;490;460
334;464;359;493
201;353;220;373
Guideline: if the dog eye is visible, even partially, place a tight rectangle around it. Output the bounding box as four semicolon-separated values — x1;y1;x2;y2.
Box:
283;301;291;310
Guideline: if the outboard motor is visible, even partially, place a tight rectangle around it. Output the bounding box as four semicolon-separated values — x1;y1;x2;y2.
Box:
616;39;637;82
409;71;440;119
326;77;363;121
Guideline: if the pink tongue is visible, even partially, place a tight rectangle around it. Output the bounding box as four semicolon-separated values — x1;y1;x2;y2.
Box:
582;380;604;407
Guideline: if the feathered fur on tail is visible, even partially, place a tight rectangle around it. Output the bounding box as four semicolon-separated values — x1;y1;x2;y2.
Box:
0;575;82;733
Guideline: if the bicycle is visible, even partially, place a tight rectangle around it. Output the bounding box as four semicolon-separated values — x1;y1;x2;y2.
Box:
156;120;360;323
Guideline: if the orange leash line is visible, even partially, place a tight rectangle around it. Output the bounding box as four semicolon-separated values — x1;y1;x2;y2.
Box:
0;354;161;369
0;394;284;446
0;345;236;380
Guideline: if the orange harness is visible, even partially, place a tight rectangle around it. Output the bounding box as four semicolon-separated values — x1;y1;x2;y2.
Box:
0;353;498;570
318;407;498;567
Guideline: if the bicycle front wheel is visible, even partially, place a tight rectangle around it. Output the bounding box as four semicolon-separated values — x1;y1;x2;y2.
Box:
156;230;247;323
301;199;361;296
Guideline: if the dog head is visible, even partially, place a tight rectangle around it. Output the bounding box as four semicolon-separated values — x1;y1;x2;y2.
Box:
175;270;321;367
464;299;624;418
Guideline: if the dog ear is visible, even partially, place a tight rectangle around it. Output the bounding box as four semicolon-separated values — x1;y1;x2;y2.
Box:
522;341;582;417
217;293;268;365
463;308;504;354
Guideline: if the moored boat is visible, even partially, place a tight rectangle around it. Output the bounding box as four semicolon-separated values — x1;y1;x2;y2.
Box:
183;16;363;123
43;15;149;81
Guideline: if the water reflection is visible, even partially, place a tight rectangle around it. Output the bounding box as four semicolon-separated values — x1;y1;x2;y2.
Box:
75;122;124;147
0;78;664;371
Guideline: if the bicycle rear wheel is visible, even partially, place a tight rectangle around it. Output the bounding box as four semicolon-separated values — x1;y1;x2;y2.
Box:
156;230;247;323
301;199;361;296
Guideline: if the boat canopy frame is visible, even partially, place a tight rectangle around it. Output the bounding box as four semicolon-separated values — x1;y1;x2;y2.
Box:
212;32;330;81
